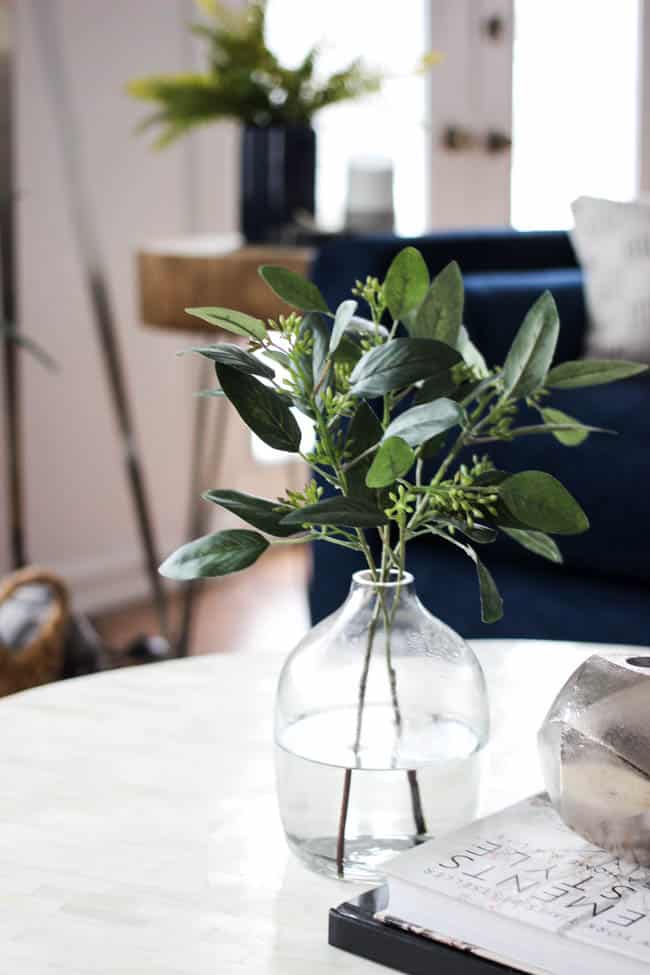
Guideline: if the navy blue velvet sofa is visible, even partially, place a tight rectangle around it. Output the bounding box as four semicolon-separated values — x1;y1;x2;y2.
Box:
307;230;650;646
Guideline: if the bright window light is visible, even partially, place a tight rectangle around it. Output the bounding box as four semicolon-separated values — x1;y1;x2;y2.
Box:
511;0;641;230
265;0;430;235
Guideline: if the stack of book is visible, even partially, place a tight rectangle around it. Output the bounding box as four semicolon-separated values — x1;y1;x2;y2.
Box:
330;794;650;974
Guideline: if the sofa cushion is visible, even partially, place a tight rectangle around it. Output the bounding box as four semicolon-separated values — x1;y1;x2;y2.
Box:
571;195;650;361
402;541;650;644
464;268;585;366
311;230;578;313
483;378;650;585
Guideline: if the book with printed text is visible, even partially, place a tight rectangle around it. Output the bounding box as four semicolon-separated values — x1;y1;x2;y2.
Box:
329;794;650;974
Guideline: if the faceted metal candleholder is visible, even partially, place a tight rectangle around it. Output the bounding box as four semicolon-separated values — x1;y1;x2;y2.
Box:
538;650;650;863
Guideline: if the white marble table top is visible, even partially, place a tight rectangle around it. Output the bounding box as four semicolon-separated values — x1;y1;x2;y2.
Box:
0;639;641;973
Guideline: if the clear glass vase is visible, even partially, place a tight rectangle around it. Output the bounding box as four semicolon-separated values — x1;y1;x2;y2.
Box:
274;570;490;881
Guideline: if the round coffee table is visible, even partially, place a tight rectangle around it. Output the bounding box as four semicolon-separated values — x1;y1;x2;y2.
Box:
0;640;634;972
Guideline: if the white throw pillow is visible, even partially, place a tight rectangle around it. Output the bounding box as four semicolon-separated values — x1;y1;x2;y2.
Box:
570;195;650;361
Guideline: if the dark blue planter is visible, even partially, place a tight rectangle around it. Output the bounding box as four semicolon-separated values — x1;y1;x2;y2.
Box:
241;124;316;243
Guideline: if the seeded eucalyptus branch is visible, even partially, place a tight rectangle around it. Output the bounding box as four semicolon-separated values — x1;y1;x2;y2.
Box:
160;246;646;876
160;245;646;626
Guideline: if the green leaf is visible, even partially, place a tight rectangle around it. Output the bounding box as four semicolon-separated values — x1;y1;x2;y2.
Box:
329;299;358;354
263;349;291;369
305;313;330;391
192;343;274;378
280;496;388;528
365;437;415;488
505;421;613;441
474;556;504;624
383;398;464;448
332;332;364;369
451;378;487;404
185;307;266;341
348;316;389;339
216;364;301;452
541;407;590;446
159;529;269;580
410;261;463;346
413;371;457;405
457;325;489;376
502;527;563;563
546;359;648;389
502;291;559;400
434;518;497;545
420;432;447;460
202;489;301;538
345;401;383;500
499;471;589;535
384;247;430;321
349;338;462;398
259;265;329;313
474;470;510;487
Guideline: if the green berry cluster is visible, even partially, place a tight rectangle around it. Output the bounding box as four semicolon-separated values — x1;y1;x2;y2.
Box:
352;276;386;324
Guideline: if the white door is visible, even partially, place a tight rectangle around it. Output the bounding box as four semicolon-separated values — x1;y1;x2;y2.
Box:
428;0;646;230
428;0;514;228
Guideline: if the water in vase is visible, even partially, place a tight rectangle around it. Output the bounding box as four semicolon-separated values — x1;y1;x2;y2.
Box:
275;703;484;882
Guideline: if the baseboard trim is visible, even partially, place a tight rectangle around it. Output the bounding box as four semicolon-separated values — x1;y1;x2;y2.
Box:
48;543;178;615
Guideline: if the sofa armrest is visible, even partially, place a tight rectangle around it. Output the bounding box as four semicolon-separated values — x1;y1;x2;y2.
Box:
311;230;578;311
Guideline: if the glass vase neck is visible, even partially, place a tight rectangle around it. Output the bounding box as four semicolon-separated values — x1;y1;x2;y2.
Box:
350;569;415;601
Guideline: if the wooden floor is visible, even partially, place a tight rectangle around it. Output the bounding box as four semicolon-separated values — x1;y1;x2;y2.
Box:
94;546;312;660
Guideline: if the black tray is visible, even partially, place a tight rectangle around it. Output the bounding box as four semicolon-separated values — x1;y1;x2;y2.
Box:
329;885;522;974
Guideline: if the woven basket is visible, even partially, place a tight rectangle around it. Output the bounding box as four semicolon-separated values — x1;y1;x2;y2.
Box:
0;568;69;697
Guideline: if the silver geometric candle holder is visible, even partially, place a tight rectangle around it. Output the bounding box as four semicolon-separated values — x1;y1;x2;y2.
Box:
538;650;650;863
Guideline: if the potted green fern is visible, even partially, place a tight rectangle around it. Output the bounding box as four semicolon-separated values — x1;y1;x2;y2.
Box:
128;0;383;242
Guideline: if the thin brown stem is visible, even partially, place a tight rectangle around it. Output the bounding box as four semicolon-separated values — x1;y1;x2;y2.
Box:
336;769;352;878
312;358;332;398
336;599;380;877
380;527;402;737
407;770;427;836
392;518;428;836
352;599;382;753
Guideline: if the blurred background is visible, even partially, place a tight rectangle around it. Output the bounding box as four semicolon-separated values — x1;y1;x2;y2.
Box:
0;0;648;673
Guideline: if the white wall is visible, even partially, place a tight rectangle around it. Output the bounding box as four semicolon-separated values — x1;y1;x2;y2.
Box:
0;4;13;583
1;0;299;612
641;0;650;194
427;0;513;227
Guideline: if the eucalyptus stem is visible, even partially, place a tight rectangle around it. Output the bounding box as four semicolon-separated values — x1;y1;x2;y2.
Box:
399;387;498;556
380;527;402;738
311;535;362;552
336;591;381;877
336;519;428;875
340;441;379;473
388;517;427;836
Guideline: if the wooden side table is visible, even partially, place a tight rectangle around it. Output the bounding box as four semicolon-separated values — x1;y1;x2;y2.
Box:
137;236;313;333
135;236;313;656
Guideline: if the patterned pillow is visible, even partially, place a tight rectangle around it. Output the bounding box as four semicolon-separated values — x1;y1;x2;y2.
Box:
571;196;650;361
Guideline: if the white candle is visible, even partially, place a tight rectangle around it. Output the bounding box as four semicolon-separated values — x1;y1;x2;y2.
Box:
344;156;395;233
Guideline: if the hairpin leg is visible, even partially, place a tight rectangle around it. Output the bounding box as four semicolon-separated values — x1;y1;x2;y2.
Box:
175;363;230;658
